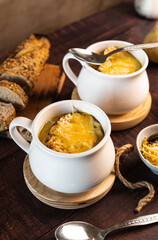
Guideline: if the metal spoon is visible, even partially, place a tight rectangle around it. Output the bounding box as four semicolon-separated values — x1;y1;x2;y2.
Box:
69;42;158;65
55;213;158;240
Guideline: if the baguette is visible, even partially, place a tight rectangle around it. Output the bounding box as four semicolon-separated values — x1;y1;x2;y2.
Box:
14;34;50;58
0;80;28;110
0;102;16;131
0;34;50;131
0;34;50;93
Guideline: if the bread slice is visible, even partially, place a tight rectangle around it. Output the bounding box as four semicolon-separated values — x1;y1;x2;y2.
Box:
0;67;34;93
0;80;28;110
0;102;16;131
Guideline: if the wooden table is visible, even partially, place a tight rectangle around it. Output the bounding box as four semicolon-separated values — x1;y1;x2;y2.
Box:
1;0;158;239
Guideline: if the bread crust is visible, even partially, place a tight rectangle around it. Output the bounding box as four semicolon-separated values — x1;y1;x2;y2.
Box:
0;80;28;110
0;34;50;93
0;34;50;131
0;102;16;131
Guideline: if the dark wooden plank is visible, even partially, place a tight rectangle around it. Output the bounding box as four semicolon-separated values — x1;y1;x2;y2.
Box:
1;1;158;240
41;164;158;240
39;156;158;240
0;150;76;240
41;18;158;240
44;1;158;239
0;138;20;160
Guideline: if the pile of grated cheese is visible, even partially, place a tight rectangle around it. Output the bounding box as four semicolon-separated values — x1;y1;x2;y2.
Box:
140;136;158;166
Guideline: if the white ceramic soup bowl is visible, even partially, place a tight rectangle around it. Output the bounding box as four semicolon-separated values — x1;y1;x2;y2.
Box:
9;100;115;193
136;124;158;175
63;40;149;115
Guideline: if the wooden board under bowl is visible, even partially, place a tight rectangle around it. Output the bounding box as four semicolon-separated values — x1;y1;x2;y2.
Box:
23;155;115;209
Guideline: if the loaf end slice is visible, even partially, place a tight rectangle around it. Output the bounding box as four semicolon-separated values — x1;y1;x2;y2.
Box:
0;102;16;131
0;80;28;110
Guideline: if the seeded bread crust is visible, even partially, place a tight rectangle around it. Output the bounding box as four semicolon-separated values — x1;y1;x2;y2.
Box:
14;34;50;58
0;102;16;131
0;34;50;93
0;80;28;110
0;69;34;93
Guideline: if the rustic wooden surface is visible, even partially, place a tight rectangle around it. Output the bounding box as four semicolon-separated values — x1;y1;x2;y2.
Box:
1;0;158;239
17;63;65;120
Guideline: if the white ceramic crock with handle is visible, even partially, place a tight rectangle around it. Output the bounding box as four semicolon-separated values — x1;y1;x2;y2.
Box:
9;100;115;194
63;40;149;115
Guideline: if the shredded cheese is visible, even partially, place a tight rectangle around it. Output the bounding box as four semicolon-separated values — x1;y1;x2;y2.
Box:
43;112;104;153
98;45;142;75
140;136;158;166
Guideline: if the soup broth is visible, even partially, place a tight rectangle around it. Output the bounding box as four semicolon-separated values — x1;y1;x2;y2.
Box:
38;112;104;154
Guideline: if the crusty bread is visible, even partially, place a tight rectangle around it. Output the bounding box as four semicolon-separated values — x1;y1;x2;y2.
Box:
14;34;50;58
0;34;50;73
0;34;50;93
0;102;16;131
0;68;34;92
0;80;28;110
0;34;50;131
1;45;50;92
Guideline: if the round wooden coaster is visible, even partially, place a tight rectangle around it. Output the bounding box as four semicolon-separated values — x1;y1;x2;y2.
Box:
71;88;152;131
23;156;115;209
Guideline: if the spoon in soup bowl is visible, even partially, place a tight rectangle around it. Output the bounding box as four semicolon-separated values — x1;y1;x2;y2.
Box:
69;42;158;65
55;213;158;240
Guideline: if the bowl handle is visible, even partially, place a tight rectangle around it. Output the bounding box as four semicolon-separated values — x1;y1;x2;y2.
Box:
9;117;32;154
62;52;85;86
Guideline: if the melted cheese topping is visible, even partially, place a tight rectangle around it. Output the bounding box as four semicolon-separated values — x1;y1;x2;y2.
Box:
39;112;104;154
98;45;142;75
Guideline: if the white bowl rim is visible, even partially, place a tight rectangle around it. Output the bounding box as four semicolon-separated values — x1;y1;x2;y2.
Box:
136;123;158;170
31;100;112;158
84;40;149;79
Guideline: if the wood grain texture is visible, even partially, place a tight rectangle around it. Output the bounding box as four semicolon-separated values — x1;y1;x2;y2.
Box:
72;88;152;130
1;1;158;240
17;63;65;120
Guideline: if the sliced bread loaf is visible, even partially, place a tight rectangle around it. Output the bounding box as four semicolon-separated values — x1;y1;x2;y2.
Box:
0;44;50;92
0;102;16;131
0;80;28;110
0;34;50;94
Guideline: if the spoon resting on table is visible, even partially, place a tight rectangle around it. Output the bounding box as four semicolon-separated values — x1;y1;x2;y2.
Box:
69;42;158;65
55;213;158;240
